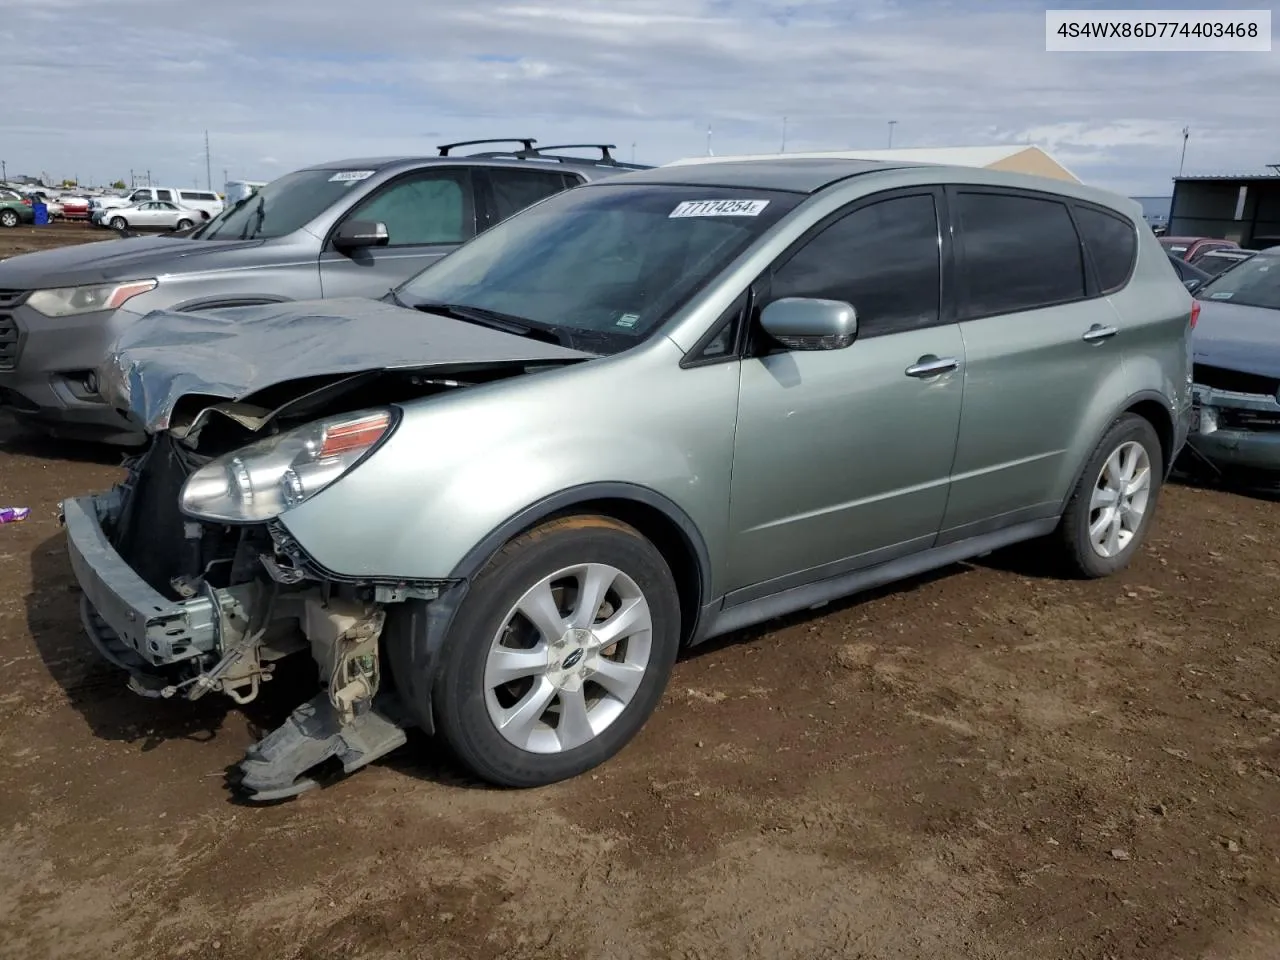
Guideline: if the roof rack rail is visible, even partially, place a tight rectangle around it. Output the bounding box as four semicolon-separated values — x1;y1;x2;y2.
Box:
437;138;537;157
535;143;618;163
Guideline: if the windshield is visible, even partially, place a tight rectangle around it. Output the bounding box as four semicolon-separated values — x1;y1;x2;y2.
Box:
192;167;379;241
397;184;802;353
1197;253;1280;310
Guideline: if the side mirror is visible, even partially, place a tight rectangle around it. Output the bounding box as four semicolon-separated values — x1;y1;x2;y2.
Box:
760;297;858;351
1183;278;1202;293
333;220;389;252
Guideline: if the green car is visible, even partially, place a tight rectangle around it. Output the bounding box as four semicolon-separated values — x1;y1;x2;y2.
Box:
0;190;34;228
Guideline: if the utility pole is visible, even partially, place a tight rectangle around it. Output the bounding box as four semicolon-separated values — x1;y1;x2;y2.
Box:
204;129;212;191
707;124;714;157
222;167;228;187
146;169;151;186
630;143;635;164
129;169;134;189
887;120;897;148
1178;126;1190;177
1;160;6;183
780;116;788;153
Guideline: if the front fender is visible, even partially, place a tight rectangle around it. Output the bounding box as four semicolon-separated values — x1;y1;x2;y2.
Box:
278;337;741;597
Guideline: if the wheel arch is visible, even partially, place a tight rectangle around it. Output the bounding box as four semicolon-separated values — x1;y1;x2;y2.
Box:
1058;388;1176;513
450;482;711;647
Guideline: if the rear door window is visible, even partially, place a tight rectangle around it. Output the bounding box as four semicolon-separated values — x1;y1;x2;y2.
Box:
954;191;1086;318
1073;205;1137;294
155;189;174;202
484;169;579;225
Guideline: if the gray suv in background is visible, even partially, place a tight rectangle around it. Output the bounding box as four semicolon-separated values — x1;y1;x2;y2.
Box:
60;157;1194;799
0;139;645;443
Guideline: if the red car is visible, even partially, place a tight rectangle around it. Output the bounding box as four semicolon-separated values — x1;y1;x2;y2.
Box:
1159;235;1239;264
56;196;91;220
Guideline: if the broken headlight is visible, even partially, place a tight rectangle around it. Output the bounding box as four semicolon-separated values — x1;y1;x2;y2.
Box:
180;408;396;523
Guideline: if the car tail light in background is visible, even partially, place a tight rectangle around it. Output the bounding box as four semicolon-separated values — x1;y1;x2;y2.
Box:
1190;300;1200;329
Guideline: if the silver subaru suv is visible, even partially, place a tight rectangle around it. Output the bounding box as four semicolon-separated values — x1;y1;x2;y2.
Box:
60;157;1194;800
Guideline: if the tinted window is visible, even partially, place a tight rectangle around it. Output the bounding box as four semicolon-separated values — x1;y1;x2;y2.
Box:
1074;205;1137;294
155;189;174;202
348;170;473;247
488;170;575;224
768;193;941;337
956;192;1084;317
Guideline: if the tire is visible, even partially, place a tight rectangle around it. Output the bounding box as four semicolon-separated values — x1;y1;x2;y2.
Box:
110;216;127;231
176;219;193;231
0;210;18;228
429;515;681;787
1054;413;1163;579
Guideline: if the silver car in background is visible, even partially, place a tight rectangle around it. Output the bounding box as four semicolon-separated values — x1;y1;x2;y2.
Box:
60;157;1193;800
100;200;201;232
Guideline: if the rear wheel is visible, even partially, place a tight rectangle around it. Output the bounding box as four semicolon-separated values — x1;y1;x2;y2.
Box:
430;515;681;787
1054;413;1163;578
0;209;19;228
176;218;194;231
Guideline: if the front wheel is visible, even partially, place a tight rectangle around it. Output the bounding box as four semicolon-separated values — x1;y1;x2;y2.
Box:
0;210;19;228
1054;413;1164;578
429;515;681;787
110;216;127;231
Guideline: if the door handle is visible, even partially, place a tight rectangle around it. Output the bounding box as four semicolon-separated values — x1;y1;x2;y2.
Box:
1081;324;1119;343
904;355;960;379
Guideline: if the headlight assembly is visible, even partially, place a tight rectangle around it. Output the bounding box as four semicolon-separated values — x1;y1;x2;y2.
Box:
180;408;396;523
26;279;157;317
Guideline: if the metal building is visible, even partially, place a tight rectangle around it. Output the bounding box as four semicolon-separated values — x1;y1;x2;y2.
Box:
1167;170;1280;249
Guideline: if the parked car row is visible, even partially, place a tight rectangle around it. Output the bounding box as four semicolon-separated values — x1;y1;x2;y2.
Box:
0;139;1223;802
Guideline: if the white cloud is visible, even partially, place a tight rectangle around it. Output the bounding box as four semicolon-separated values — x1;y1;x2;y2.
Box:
0;0;1275;195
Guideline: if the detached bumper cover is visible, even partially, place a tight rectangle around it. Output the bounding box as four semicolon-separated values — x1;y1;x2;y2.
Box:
1187;384;1280;472
62;493;220;668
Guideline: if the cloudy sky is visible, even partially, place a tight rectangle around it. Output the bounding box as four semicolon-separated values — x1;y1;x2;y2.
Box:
2;0;1275;196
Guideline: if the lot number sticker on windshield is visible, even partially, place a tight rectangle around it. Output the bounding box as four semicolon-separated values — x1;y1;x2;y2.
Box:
329;170;375;183
669;199;770;219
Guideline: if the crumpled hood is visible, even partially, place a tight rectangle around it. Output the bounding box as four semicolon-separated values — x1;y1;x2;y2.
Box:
0;234;267;287
1192;298;1280;379
102;297;594;432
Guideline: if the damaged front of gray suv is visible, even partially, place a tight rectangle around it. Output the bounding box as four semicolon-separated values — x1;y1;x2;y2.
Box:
62;159;1192;800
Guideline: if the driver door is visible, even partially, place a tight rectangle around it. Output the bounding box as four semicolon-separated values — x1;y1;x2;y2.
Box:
724;188;965;598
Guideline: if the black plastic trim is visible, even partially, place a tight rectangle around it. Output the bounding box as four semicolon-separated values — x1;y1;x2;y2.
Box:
700;517;1059;643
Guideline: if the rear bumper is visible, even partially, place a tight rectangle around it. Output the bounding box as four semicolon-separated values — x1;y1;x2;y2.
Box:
1186;385;1280;473
61;493;221;669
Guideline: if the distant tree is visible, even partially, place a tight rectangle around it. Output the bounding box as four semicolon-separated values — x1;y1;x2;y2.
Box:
61;179;77;188
111;179;126;190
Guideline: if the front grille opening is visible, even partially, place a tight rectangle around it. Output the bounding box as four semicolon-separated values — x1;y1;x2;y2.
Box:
1193;364;1280;397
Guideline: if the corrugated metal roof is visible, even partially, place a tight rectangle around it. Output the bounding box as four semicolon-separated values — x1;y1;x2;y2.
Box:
1174;173;1280;181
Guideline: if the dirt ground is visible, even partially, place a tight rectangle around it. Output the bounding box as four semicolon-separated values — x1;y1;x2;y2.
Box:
0;220;112;258
2;228;1279;959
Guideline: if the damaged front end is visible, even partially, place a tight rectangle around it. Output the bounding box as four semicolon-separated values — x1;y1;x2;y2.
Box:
61;419;442;802
1185;363;1280;487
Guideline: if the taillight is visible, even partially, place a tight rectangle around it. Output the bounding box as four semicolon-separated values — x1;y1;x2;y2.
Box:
1189;299;1200;329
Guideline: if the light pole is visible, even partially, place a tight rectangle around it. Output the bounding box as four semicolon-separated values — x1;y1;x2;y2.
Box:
887;120;897;148
1178;126;1190;177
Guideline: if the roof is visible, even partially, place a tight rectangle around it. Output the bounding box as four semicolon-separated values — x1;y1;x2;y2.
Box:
303;155;645;177
668;144;1081;185
591;157;917;194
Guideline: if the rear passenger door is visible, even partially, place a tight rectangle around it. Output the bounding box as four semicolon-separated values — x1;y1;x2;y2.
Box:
476;168;584;232
937;187;1130;543
318;168;476;299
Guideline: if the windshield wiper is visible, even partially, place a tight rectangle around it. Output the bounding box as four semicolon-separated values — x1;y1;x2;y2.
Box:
411;301;569;346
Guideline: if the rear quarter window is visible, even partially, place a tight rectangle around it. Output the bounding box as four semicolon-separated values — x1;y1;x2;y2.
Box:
1073;205;1137;294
